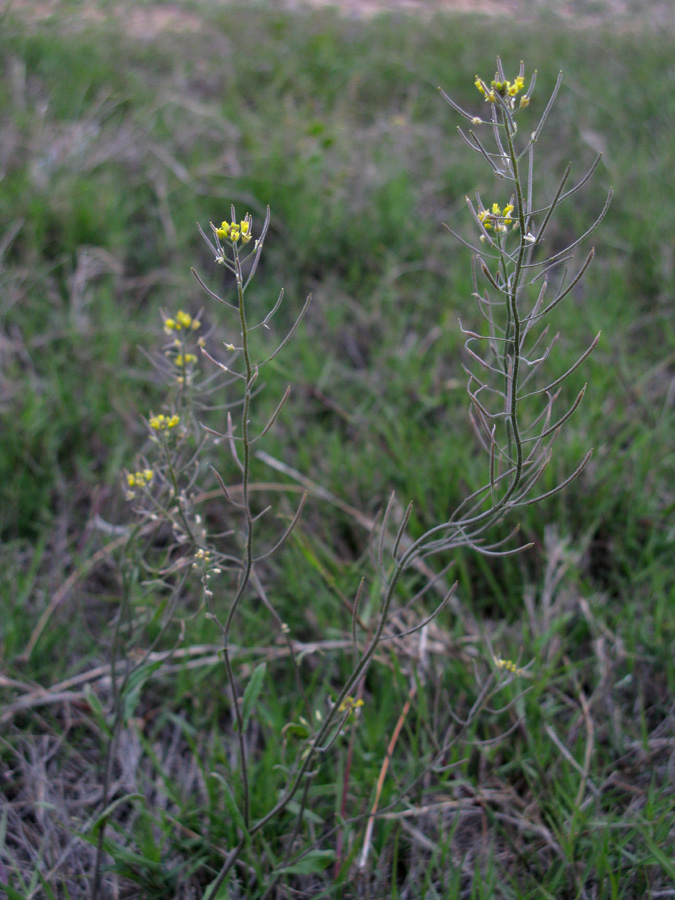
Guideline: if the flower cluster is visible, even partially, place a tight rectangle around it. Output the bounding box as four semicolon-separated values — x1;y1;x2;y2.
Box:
494;656;526;676
478;201;516;236
126;468;153;488
338;695;365;715
163;310;201;334
475;71;528;109
163;310;203;384
193;548;221;600
215;216;252;245
124;468;154;500
149;413;180;431
174;353;197;368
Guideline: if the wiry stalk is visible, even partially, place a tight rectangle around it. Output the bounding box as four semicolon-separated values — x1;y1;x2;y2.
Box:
193;60;608;895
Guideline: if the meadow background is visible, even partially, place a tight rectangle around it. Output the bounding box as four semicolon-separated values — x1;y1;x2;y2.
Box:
1;0;674;897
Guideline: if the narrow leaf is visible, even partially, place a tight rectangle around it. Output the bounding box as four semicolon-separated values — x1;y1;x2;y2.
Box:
241;662;266;732
276;849;336;875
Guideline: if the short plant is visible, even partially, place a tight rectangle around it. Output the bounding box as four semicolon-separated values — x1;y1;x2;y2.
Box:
95;58;610;897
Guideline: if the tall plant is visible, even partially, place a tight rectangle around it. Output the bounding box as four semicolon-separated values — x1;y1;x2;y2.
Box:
94;58;610;898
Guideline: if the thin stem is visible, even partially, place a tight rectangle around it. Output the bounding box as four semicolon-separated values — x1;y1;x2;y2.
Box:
220;243;255;829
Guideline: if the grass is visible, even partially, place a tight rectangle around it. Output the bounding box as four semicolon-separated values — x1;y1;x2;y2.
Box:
1;2;674;898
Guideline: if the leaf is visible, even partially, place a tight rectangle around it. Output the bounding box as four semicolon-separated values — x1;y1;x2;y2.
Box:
202;878;232;900
121;659;163;723
241;662;266;732
285;799;324;825
209;772;248;836
276;849;336;876
86;793;144;836
83;684;111;737
643;833;675;881
0;883;31;900
282;722;311;740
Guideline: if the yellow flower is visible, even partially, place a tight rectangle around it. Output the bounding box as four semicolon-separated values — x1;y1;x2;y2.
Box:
476;69;527;108
338;695;365;715
494;656;526;676
478;209;492;230
216;213;252;244
149;413;179;431
479;201;517;235
174;353;197;367
176;310;192;328
126;468;154;489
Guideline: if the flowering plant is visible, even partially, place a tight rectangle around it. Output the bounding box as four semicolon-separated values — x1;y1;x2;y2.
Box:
96;59;609;898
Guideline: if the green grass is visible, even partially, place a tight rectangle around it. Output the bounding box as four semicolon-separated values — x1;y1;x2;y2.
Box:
1;2;674;898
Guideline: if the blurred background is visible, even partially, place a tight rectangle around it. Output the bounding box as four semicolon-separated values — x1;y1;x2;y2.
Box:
1;0;674;897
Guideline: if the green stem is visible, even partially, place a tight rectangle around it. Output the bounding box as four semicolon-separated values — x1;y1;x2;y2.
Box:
220;243;254;828
504;113;526;487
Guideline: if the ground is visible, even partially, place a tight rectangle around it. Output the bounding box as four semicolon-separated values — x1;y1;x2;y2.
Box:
4;0;675;38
